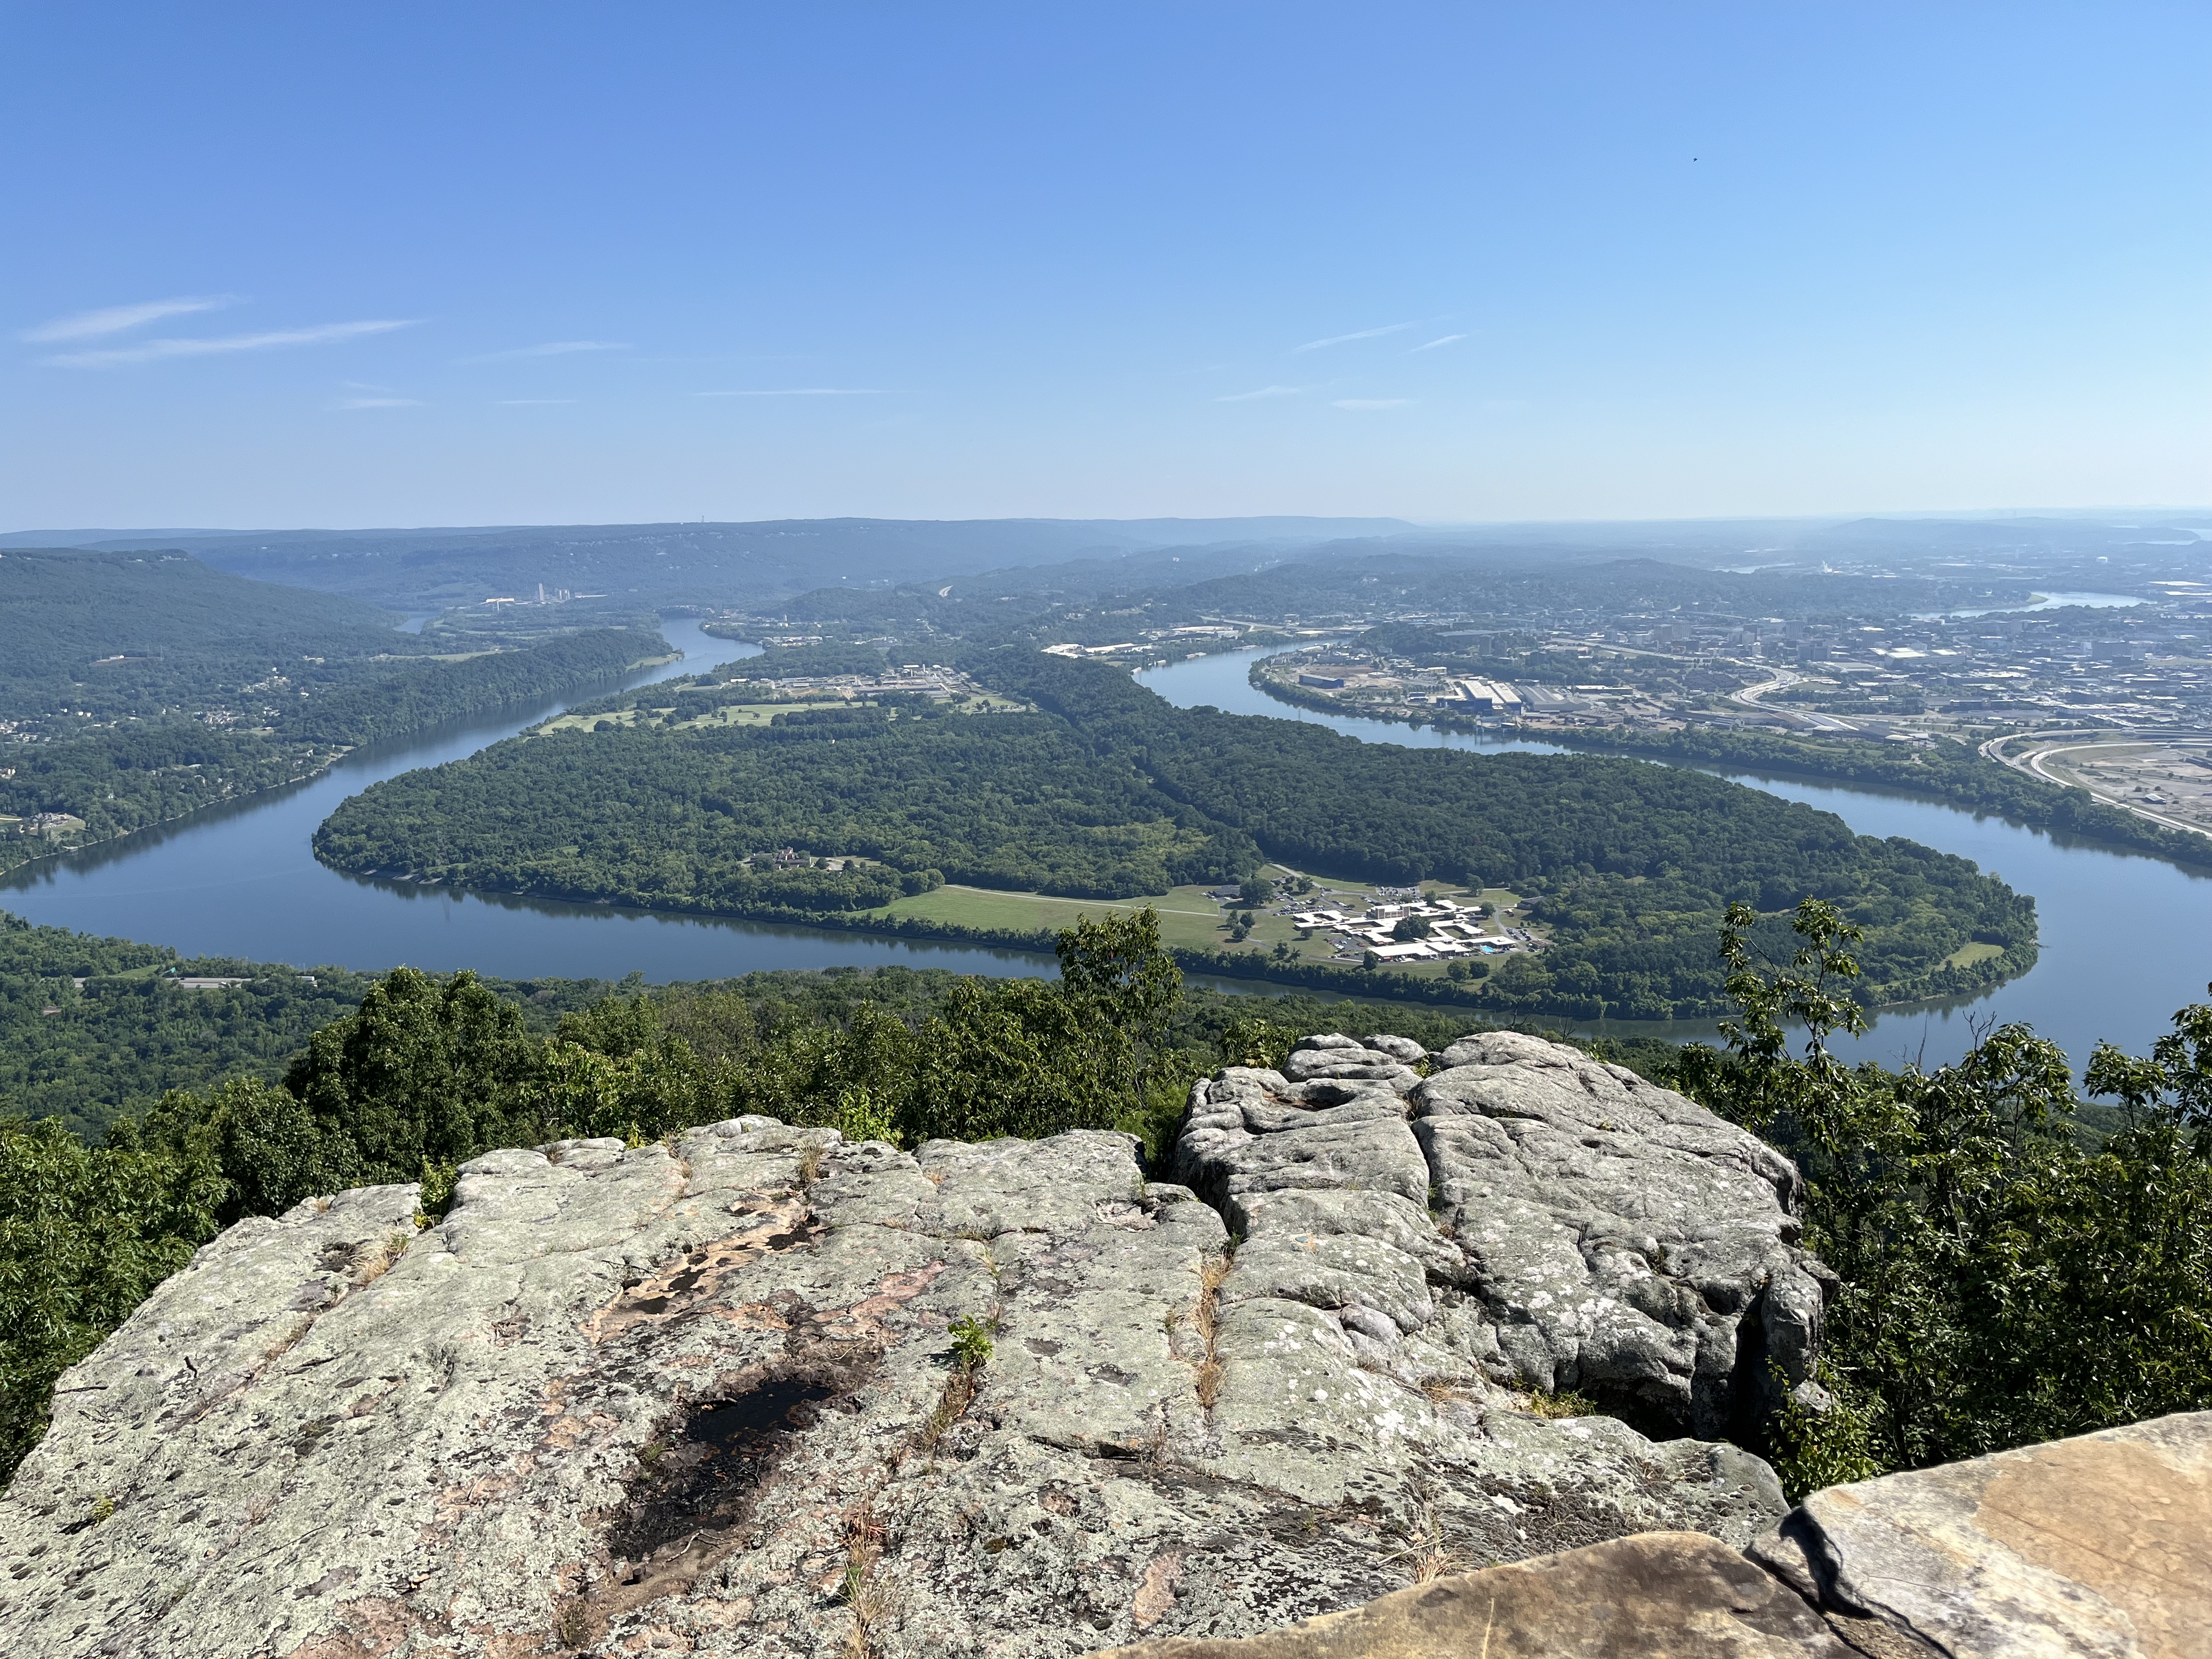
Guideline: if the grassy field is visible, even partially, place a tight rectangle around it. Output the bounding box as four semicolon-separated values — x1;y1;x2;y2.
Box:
865;882;1228;947
537;698;859;733
537;695;1031;735
862;866;1528;979
1944;941;2007;969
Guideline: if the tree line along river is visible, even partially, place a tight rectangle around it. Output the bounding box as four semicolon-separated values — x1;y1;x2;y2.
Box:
5;627;2208;1071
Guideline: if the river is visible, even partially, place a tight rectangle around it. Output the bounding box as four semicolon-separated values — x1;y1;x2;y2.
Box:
1136;646;2212;1069
6;629;2208;1069
1;620;1061;985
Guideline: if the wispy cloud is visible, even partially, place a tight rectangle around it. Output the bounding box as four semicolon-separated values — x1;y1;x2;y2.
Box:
20;294;236;343
1404;333;1466;354
1215;385;1302;402
466;340;629;361
334;396;421;409
498;397;578;405
1333;398;1414;411
1293;322;1415;353
43;319;416;368
693;387;891;397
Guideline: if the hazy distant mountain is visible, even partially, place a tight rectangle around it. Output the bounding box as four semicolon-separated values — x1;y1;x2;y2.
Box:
1;517;1412;610
1796;516;2205;556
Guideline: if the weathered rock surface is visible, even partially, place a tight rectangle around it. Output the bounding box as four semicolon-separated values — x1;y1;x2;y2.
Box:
0;1043;1798;1659
1094;1531;1855;1658
1099;1413;2212;1659
1175;1032;1831;1440
1752;1410;2212;1659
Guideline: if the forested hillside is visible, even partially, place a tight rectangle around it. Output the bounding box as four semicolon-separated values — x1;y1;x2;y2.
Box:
282;628;669;744
996;651;2036;1016
0;549;413;730
57;518;1405;610
0;913;374;1138
0;549;666;873
317;703;1250;902
1137;552;2040;627
0;907;1517;1139
314;651;2035;1018
737;548;2044;656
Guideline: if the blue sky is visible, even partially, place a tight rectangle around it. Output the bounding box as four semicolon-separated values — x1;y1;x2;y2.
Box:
4;3;2208;528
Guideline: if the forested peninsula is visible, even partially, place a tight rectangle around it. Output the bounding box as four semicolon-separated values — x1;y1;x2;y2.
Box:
1251;660;2212;871
314;651;2036;1019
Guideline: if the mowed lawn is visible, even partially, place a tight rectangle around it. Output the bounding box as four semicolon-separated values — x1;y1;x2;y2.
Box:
865;871;1525;975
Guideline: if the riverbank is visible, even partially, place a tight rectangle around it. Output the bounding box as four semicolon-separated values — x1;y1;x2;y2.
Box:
308;864;1505;1012
12;630;2210;1073
1;733;356;879
1251;659;2212;873
2;622;1075;991
1;633;677;879
324;837;2029;1025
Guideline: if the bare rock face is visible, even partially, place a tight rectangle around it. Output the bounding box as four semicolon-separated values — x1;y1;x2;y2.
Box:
1176;1032;1831;1442
1094;1411;2212;1659
0;1041;1801;1659
1422;1032;1832;1439
1751;1409;2212;1659
1094;1532;1854;1659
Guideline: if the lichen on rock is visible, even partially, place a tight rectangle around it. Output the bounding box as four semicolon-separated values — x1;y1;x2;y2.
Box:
0;1034;1810;1658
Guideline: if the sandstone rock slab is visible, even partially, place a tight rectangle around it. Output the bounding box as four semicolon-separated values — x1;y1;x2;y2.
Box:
1091;1530;1853;1658
1759;1409;2212;1659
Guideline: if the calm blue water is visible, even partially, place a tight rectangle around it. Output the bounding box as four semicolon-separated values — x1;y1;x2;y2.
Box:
1139;647;2212;1069
1933;589;2146;618
2;620;1058;986
7;631;2207;1066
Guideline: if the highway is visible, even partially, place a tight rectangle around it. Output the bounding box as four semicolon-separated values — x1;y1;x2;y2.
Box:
1980;730;2212;840
1729;668;1863;733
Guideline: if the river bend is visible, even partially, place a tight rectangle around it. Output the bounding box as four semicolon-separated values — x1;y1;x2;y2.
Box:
5;630;2208;1069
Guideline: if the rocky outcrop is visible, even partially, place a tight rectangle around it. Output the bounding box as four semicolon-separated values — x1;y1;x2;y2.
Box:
0;1038;1799;1659
1751;1410;2212;1658
1174;1032;1832;1440
1100;1412;2212;1659
4;1029;2195;1659
1096;1532;1855;1658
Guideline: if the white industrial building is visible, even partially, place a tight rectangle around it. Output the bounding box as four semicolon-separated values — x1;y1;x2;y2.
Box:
1455;678;1525;713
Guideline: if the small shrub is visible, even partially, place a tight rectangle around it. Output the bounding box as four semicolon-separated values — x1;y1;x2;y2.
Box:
835;1085;899;1148
1217;1014;1295;1071
556;1599;590;1649
414;1159;458;1227
947;1315;995;1372
1765;1363;1883;1500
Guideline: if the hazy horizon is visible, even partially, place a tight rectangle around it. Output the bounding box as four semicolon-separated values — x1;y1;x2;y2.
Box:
11;504;2212;544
